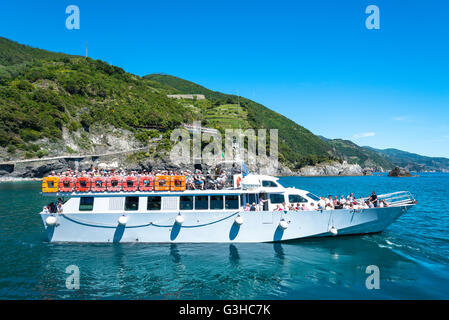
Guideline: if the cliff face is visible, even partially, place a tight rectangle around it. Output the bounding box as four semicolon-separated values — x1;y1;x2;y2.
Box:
296;161;364;177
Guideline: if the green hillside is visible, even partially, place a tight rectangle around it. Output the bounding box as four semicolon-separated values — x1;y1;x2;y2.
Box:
325;138;394;170
0;38;194;158
145;74;335;167
365;147;449;172
0;37;335;168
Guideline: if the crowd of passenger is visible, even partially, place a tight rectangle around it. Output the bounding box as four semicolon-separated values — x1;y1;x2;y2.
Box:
243;191;388;212
43;198;64;214
47;168;389;212
48;167;235;190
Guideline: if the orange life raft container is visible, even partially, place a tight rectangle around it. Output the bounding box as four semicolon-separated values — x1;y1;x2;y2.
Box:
170;175;186;191
154;175;170;191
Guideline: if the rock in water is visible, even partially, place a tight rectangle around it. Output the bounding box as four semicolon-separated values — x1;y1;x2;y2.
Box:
388;166;412;177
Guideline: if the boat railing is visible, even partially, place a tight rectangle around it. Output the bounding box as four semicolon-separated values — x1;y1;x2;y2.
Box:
361;191;416;207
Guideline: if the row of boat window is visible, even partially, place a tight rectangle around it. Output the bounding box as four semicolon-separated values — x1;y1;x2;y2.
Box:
78;193;312;211
79;195;240;211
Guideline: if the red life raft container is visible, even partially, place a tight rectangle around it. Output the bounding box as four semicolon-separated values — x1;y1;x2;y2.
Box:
76;177;91;192
139;176;154;191
123;176;138;192
59;177;75;192
91;176;107;192
107;176;123;192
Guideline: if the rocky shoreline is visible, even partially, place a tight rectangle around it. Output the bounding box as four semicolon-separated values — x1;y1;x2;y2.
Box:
0;155;371;180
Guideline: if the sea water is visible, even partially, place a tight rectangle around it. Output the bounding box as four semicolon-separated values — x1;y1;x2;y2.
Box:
0;173;448;299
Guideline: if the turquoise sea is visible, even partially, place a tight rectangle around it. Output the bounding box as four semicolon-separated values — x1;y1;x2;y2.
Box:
0;173;448;299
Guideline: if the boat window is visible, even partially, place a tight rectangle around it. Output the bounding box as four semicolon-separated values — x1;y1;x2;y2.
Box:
195;196;209;210
289;194;308;203
225;195;239;209
262;180;278;188
147;196;161;211
125;197;139;211
306;192;321;202
180;196;193;210
79;197;94;211
269;193;285;204
248;193;258;204
210;195;224;210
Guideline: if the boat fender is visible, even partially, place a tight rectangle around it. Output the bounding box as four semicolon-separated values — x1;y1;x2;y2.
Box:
279;219;289;230
175;214;184;225
329;227;338;236
45;216;57;226
234;216;244;225
118;215;128;225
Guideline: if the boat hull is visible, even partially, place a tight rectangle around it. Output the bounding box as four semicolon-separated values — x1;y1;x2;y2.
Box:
40;205;413;243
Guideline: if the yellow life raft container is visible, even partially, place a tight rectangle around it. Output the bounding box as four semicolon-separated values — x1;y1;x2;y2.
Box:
42;177;59;193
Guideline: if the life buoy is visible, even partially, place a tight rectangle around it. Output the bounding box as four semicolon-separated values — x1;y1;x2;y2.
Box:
138;176;154;191
170;175;186;191
155;175;170;191
58;177;75;192
107;176;123;192
75;177;91;192
236;175;242;188
91;176;107;192
123;176;138;192
42;176;59;193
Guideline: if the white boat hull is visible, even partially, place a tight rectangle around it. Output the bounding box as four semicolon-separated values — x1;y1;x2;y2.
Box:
40;205;413;243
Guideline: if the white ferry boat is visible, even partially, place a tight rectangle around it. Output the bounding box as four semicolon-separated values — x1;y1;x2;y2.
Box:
39;173;417;243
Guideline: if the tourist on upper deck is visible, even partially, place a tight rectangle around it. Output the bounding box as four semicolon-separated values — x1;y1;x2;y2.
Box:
250;203;257;211
244;203;251;211
43;206;49;214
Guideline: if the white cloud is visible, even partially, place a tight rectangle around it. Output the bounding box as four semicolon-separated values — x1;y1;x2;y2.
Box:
393;116;414;122
353;132;375;139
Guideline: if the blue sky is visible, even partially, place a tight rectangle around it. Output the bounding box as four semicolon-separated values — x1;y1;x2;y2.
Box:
1;0;448;157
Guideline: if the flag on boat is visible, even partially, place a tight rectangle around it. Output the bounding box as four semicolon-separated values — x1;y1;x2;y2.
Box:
242;162;250;177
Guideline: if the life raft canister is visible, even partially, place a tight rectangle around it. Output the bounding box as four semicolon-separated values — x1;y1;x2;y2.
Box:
58;177;75;192
154;175;170;191
139;176;154;191
91;177;107;192
76;177;91;192
107;176;123;192
42;176;59;193
123;176;138;192
170;175;186;191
